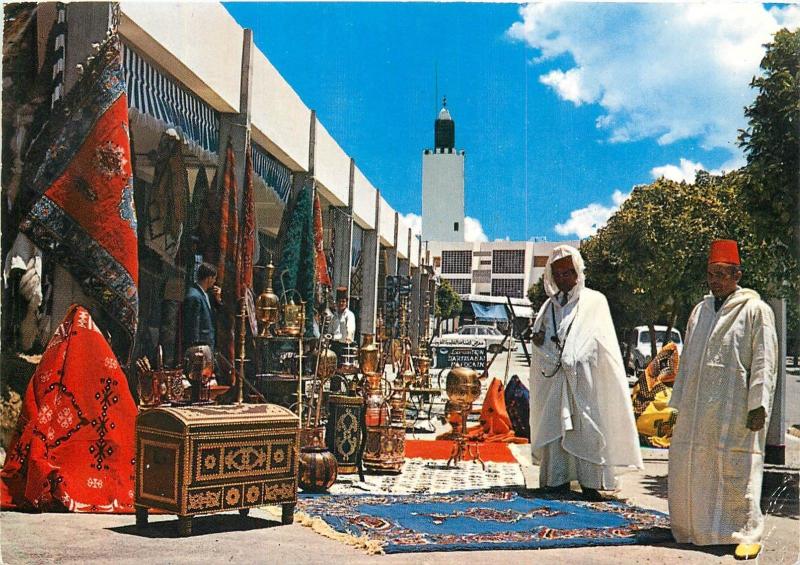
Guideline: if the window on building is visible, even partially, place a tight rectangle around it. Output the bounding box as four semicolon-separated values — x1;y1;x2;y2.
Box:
454;222;459;232
492;250;525;274
441;250;472;274
491;278;524;298
443;277;471;294
533;255;548;268
479;259;491;266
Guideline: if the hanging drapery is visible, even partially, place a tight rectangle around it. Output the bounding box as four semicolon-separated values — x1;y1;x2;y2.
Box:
313;192;331;288
274;180;316;335
251;142;292;204
145;131;189;262
19;34;139;339
122;44;219;162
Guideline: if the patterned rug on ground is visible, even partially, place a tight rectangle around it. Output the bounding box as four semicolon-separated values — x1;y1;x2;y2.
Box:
297;488;671;554
328;457;524;495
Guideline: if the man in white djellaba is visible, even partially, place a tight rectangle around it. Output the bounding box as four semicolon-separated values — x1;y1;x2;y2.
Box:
529;245;642;501
668;239;778;561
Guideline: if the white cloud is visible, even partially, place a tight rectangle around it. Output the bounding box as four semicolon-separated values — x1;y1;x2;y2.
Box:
508;4;800;154
464;216;488;242
554;190;630;239
651;158;705;183
399;212;422;236
651;154;747;182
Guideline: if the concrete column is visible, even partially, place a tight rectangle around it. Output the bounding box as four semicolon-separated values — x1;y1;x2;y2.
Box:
409;265;421;350
359;191;381;334
766;298;787;464
385;213;399;277
332;159;355;292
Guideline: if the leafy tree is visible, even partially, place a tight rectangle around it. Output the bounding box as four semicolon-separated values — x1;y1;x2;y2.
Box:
527;278;548;312
737;27;800;354
582;175;744;357
434;279;462;335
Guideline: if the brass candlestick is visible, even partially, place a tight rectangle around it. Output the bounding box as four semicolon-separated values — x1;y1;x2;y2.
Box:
236;296;248;404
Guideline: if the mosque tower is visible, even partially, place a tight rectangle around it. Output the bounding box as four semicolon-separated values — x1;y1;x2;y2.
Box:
421;98;465;242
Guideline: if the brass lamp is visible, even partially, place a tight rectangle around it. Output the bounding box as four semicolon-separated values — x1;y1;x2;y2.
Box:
256;260;280;336
445;365;484;468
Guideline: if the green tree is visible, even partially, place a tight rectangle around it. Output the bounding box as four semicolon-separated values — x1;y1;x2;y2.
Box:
582;175;744;357
527;278;548;312
434;279;462;335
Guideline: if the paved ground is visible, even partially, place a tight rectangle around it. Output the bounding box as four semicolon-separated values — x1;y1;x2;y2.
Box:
2;348;798;564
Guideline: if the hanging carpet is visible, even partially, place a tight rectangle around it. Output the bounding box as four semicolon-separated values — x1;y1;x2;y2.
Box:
1;305;137;513
297;488;671;554
18;35;138;339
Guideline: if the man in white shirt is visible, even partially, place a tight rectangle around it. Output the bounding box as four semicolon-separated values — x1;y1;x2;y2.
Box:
330;286;356;344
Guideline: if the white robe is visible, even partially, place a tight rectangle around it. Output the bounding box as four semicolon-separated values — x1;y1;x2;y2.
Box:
529;287;643;482
668;287;778;545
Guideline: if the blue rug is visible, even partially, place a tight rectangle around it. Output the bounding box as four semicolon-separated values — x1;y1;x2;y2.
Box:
298;488;671;554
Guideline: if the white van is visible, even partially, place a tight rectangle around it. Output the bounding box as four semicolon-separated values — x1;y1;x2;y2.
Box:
625;325;683;384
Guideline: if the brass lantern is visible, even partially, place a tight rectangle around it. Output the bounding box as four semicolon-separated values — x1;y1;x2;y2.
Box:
256;261;280;336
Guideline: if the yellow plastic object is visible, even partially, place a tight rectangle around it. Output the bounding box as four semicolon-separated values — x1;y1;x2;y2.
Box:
734;543;761;560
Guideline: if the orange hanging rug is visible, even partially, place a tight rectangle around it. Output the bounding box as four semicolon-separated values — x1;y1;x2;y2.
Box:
1;305;137;513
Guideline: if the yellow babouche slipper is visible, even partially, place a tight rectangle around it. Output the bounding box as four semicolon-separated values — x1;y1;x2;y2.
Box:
734;543;761;560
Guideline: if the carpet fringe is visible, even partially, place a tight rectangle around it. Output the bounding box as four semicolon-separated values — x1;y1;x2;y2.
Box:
296;510;385;555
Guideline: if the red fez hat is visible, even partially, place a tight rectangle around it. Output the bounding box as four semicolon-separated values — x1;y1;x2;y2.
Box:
708;239;740;265
336;286;348;300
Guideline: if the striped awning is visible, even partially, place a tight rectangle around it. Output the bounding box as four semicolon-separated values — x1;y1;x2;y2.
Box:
122;44;219;160
251;142;292;203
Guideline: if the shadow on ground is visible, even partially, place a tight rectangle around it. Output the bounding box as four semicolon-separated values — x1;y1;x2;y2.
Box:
107;514;282;538
641;473;669;500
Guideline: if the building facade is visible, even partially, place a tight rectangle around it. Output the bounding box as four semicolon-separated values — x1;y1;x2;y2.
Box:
424;239;581;299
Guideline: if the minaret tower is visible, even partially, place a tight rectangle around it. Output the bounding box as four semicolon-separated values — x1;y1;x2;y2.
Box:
422;97;465;242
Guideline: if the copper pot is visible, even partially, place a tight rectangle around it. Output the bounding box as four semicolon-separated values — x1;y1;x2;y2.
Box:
446;366;481;406
359;334;379;374
313;347;338;380
298;426;338;492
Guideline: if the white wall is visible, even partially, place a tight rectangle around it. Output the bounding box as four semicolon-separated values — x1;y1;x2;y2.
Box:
314;121;350;207
352;168;377;230
120;2;241;113
379;196;394;246
397;224;410;260
422;150;465;242
250;49;310;172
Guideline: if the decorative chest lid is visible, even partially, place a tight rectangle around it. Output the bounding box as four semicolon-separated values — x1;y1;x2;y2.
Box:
137;403;299;431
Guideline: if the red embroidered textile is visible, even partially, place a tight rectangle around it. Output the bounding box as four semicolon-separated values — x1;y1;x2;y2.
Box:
215;140;239;372
404;440;517;463
313;192;331;288
1;305;137;513
19;36;138;339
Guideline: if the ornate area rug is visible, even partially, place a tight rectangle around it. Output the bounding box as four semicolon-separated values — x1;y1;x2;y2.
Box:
297;488;671;554
328;458;524;496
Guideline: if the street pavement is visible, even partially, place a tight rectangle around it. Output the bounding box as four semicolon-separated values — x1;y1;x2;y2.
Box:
1;347;798;564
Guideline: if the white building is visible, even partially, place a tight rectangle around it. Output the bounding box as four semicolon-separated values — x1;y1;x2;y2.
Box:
421;100;465;242
423;239;580;299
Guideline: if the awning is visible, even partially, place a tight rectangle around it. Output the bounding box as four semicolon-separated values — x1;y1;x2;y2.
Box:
471;302;508;322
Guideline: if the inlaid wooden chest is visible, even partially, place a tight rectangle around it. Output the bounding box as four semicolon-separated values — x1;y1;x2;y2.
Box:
134;403;299;536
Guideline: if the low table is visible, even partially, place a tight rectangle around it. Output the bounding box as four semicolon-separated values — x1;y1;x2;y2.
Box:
134;403;299;536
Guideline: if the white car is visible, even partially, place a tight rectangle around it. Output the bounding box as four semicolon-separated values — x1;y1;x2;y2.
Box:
433;324;515;353
625;325;683;384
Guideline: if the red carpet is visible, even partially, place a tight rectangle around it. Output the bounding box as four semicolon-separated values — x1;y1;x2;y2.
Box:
404;439;518;463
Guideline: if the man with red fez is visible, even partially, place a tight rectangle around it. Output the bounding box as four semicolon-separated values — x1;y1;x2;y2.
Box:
668;239;778;560
529;245;642;501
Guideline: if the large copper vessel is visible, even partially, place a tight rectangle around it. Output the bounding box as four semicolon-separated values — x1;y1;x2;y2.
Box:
446;366;481;407
256;261;280;336
298;426;338;492
359;334;379;374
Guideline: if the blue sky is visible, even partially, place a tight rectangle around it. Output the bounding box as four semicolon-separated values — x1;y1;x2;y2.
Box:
224;2;799;242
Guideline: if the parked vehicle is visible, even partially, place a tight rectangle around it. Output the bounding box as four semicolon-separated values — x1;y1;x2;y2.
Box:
432;324;515;353
623;325;683;384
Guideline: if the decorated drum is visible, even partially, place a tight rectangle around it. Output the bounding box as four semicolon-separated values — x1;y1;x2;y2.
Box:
363;424;404;474
326;395;364;474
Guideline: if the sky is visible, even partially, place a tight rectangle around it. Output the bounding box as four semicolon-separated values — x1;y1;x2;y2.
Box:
224;2;800;243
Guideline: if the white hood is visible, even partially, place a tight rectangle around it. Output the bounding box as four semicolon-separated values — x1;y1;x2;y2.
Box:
542;245;585;298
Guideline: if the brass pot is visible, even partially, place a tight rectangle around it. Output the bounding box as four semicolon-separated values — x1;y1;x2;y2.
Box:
313;347;338;380
281;300;305;336
359;334;379;374
446;366;481;406
298;426;338;492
